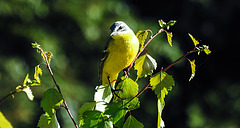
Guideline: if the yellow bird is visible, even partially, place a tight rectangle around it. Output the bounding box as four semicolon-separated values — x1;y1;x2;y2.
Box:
99;21;139;88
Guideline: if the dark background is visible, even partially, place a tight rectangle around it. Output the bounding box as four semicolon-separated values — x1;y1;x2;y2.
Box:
0;0;239;127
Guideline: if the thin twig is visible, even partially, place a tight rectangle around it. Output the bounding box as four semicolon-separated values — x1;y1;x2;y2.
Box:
40;48;79;128
135;47;198;98
127;29;164;73
0;91;17;106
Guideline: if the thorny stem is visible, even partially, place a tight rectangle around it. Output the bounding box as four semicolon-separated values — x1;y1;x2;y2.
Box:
40;49;79;128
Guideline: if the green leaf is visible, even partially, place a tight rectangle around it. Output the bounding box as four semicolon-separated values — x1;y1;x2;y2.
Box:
158;20;166;28
166;32;173;47
158;20;176;30
23;73;30;85
105;101;128;127
41;52;53;64
188;33;199;47
104;98;140;127
40;88;63;116
34;65;42;83
167;20;177;27
150;72;175;103
37;113;60;128
150;72;174;128
81;110;112;128
78;102;97;126
202;45;211;55
32;42;41;49
114;77;138;101
0;111;13;128
157;99;165;128
136;30;148;50
188;59;196;81
123;115;144;128
134;54;157;80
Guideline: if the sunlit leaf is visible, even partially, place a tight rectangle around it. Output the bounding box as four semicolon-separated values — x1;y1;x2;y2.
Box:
23;73;30;85
123;115;144;128
158;19;166;28
37;113;60;128
34;65;42;83
157;99;165;128
166;20;177;28
188;59;196;81
22;86;34;101
32;42;41;49
188;33;199;47
0;111;13;128
202;45;211;55
40;88;63;116
150;72;175;103
41;52;53;64
114;77;138;101
94;85;112;112
166;32;173;47
136;30;148;50
134;54;157;80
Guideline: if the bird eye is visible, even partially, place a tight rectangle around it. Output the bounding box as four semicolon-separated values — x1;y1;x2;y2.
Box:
117;26;123;31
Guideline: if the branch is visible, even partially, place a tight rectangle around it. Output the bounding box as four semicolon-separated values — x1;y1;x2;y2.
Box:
135;47;198;98
40;48;79;128
127;29;164;74
0;91;17;106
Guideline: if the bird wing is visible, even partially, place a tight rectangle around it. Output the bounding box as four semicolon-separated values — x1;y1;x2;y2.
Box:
99;37;112;82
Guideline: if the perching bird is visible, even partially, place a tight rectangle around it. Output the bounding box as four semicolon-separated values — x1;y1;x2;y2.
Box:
99;21;139;87
95;21;139;112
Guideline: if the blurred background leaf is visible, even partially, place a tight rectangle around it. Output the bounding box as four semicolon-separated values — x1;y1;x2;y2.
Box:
0;0;239;128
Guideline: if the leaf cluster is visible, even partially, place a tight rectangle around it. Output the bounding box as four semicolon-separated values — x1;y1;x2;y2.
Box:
0;20;211;128
91;19;211;128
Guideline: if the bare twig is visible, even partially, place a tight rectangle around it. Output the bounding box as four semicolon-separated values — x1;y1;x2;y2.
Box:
40;48;79;128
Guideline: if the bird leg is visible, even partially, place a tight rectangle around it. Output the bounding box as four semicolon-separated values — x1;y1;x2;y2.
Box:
107;76;122;100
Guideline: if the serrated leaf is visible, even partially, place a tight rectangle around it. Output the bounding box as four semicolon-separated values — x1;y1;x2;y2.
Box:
114;77;138;101
41;88;63;116
123;115;144;128
34;65;42;83
104;98;140;127
166;32;173;47
0;111;13;128
105;101;128;127
81;110;113;128
22;86;34;101
188;59;196;81
150;72;175;103
188;33;199;47
37;113;60;128
78;102;97;126
136;30;148;50
134;54;157;80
